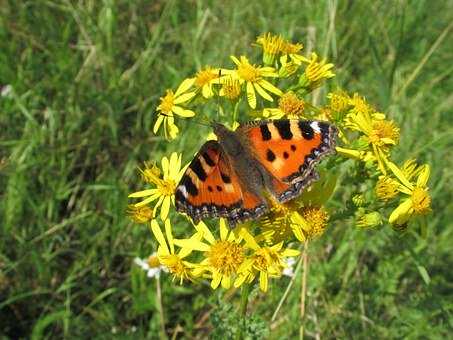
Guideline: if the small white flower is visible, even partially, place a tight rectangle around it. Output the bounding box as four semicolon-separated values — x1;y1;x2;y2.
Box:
282;257;297;277
1;85;13;98
134;253;167;279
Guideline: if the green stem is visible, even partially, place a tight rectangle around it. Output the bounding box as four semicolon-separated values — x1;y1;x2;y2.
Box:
232;100;240;125
236;283;251;340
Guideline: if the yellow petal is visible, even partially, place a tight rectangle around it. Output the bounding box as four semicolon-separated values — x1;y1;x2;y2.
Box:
172;105;196;117
259;271;268;292
240;228;260;250
221;275;231;289
258;79;283;96
173;238;210;252
175;78;195;97
417;165;430;187
161;156;169;176
211;272;222;289
335;146;362;159
260;66;278;76
160;196;171;220
202;84;213;98
134;194;160;208
153;195;164;213
246;82;256;109
219;219;228;240
234;274;247;288
389;198;413;225
174;91;196;104
169;124;179;139
178;232;205;258
386;160;414;191
194;221;215;245
166;152;181;180
129;189;158;198
153;115;164;133
151;220;170;255
282;249;300;257
230;55;241;66
164;218;174;254
381;137;397;145
254;82;273;102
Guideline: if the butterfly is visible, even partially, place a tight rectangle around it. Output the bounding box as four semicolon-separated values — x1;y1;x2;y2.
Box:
175;119;337;226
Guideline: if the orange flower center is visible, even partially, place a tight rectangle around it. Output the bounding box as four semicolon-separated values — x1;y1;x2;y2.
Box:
278;92;305;116
159;90;175;114
195;68;218;87
238;61;260;82
411;187;431;214
208;240;244;275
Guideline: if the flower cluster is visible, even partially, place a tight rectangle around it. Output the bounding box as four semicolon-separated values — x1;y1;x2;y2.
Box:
129;33;432;291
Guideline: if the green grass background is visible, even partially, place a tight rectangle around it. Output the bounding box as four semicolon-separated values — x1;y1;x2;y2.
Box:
1;0;452;338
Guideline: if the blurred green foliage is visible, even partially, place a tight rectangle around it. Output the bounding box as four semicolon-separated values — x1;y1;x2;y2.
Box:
1;0;452;338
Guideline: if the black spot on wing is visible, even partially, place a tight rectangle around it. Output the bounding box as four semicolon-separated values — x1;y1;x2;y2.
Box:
182;175;198;196
208;186;213;192
283;151;289;159
266;149;276;162
274;120;293;140
260;124;272;141
291;144;297;151
190;158;207;181
221;173;231;183
202;152;215;167
175;189;185;203
298;121;314;140
216;185;222;192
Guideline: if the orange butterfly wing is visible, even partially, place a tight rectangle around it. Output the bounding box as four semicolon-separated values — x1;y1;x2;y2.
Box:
175;141;267;225
239;119;337;202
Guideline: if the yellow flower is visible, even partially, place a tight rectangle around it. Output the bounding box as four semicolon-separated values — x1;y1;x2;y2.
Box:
256;33;285;65
344;95;399;173
128;152;185;220
327;90;350;113
356;211;383;228
300;206;329;240
262;91;305;119
387;161;432;225
335;146;376;164
126;204;154;224
139;161;161;183
280;39;303;56
352;194;366;207
348;93;374;116
256;33;304;66
230;55;282;109
375;175;399;201
368;120;400;147
236;228;299;292
151;219;198;284
193;67;231;98
260;202;306;243
298;53;335;89
219;76;241;100
154;78;197;139
278;54;300;78
401;159;424;182
173;220;245;289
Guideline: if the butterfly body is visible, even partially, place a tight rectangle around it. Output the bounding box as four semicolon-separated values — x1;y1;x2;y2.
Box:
175;120;337;226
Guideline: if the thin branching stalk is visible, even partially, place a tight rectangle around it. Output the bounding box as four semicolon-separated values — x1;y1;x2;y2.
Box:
156;276;168;340
300;241;309;339
236;283;251;340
